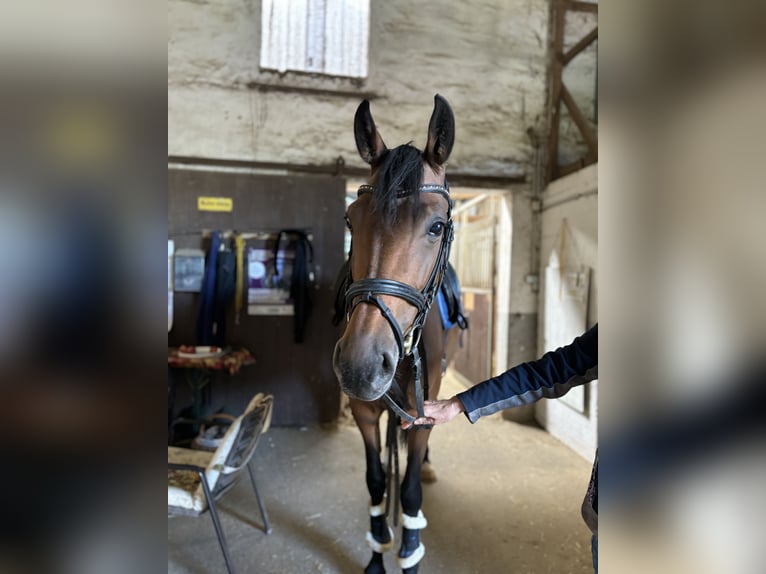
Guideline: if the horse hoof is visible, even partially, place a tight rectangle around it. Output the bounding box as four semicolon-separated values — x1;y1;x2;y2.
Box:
364;554;385;574
420;461;437;483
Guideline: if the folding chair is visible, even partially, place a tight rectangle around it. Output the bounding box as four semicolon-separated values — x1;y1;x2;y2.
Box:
168;393;273;574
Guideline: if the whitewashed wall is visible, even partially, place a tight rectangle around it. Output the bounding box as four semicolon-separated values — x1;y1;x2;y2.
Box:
535;163;598;460
168;0;552;178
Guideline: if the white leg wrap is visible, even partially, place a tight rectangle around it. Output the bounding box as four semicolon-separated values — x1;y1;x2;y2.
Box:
369;502;386;517
401;510;427;530
397;543;425;569
366;527;394;553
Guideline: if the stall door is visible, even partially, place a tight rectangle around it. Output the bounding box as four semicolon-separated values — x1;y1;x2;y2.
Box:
450;216;494;383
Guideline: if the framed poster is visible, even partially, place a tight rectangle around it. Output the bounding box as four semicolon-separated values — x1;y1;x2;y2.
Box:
174;248;205;293
247;246;295;316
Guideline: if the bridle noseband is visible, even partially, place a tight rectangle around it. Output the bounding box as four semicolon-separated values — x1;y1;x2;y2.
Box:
343;182;454;424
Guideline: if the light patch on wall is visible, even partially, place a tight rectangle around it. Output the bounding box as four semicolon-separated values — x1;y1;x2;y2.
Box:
543;221;591;413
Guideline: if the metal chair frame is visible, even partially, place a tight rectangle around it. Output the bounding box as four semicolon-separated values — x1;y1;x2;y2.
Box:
168;461;271;574
168;394;273;574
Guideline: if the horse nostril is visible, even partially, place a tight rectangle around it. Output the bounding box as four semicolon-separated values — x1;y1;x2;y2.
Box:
381;351;395;375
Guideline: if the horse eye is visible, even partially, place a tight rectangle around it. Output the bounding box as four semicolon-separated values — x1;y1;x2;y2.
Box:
344;215;353;231
428;222;444;237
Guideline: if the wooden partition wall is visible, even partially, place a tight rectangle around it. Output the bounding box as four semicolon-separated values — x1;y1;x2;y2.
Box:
168;168;346;425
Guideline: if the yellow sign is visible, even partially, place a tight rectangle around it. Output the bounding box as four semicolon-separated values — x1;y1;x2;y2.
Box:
197;197;233;212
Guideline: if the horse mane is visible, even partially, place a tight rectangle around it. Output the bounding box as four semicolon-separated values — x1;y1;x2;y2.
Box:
372;143;424;229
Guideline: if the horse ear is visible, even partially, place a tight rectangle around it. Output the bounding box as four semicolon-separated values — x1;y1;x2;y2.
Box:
354;100;387;165
424;94;455;167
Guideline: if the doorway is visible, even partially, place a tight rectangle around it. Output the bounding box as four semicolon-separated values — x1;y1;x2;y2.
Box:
449;189;512;384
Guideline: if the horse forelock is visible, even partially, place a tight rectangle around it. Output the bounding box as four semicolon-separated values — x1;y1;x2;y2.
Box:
372;144;424;229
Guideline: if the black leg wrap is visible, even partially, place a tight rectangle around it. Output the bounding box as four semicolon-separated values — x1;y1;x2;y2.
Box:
398;528;420;559
370;515;391;544
397;527;425;571
366;514;394;554
364;552;385;574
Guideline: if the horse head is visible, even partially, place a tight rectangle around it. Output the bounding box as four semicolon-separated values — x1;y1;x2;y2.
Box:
333;95;455;401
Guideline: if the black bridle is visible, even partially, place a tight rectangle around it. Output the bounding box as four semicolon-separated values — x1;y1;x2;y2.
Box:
343;182;454;424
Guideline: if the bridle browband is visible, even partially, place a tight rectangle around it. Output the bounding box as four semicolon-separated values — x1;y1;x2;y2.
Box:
343;182;454;424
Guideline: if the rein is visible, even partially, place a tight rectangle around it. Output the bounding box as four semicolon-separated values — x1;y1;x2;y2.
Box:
343;182;454;425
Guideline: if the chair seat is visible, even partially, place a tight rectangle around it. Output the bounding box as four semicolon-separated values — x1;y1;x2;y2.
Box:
168;446;213;467
168;447;214;514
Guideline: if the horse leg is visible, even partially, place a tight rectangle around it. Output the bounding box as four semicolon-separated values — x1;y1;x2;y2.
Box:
351;400;393;574
397;428;431;574
420;447;437;483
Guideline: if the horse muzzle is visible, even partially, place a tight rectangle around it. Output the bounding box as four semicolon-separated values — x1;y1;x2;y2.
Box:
332;336;398;401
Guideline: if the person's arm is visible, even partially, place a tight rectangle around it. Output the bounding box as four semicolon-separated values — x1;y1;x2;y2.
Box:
459;323;598;423
403;324;598;428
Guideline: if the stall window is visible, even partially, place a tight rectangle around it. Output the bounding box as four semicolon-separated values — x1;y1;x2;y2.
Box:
260;0;370;79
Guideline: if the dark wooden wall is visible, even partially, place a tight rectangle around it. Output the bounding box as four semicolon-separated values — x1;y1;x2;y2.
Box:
168;169;346;426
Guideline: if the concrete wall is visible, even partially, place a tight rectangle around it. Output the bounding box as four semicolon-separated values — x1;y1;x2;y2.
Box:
535;163;597;460
168;0;551;178
508;185;542;360
498;184;542;423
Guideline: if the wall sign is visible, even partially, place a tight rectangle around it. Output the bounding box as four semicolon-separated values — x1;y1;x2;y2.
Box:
197;196;233;212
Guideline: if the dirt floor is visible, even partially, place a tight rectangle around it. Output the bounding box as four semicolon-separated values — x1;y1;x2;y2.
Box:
168;373;595;574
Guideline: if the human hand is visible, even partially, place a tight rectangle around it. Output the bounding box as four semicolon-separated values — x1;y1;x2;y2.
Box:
401;396;465;429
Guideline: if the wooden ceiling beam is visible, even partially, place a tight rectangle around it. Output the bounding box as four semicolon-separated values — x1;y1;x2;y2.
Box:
562;26;598;65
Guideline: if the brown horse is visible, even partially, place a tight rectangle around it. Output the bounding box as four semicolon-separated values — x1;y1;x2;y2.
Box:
333;95;461;574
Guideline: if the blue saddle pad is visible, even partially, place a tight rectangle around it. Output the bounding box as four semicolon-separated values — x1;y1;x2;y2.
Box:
437;290;457;330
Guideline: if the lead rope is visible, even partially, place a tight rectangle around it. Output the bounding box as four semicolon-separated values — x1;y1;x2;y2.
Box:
382;336;432;528
384;411;400;527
